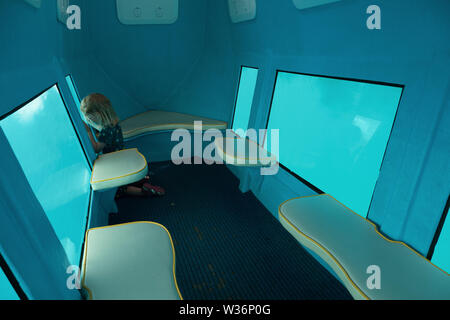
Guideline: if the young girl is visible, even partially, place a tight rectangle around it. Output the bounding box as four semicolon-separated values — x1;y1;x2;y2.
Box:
80;93;165;197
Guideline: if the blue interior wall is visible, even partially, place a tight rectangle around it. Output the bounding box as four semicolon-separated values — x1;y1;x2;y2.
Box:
75;0;449;256
82;0;209;119
217;0;450;256
0;0;115;298
0;0;92;298
80;0;236;123
0;0;80;299
1;0;448;300
59;1;147;122
82;0;237;162
0;0;63;116
165;0;237;122
0;0;96;163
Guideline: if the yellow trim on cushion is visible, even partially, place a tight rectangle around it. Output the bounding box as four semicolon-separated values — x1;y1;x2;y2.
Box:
278;194;449;300
90;148;148;185
81;221;183;300
324;194;449;276
278;198;369;300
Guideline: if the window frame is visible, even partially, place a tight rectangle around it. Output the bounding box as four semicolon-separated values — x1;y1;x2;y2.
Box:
65;74;100;148
0;82;92;169
428;195;450;260
0;253;27;300
0;82;93;270
264;69;405;214
230;65;260;137
65;74;82;105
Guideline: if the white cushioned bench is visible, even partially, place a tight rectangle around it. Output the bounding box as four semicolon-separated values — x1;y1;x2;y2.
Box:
279;194;450;300
90;148;148;191
120;110;228;140
81;222;182;300
214;137;277;167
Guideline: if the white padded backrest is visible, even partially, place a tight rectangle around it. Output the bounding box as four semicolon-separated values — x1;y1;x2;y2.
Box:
24;0;41;8
279;195;450;300
91;149;148;191
82;222;182;300
292;0;341;10
120;110;227;139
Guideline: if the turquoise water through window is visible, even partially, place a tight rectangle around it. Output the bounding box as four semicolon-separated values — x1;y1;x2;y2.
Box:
66;75;82;114
232;67;259;136
0;85;91;265
0;266;19;300
432;203;450;274
266;72;403;217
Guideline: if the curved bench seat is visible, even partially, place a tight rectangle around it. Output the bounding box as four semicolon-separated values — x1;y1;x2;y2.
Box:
120;110;228;140
214;137;277;167
279;194;450;300
81;222;182;300
90;148;148;191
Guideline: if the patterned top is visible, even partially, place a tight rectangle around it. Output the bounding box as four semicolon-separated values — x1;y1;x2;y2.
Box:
97;124;124;154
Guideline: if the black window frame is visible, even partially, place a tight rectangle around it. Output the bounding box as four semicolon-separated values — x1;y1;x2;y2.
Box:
0;82;93;273
427;195;450;260
0;253;28;300
264;69;405;214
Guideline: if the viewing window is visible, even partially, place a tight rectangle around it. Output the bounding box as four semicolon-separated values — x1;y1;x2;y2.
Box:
231;66;259;137
0;265;19;300
431;197;450;273
265;71;403;217
0;85;92;265
66;75;83;117
66;74;97;142
66;75;80;105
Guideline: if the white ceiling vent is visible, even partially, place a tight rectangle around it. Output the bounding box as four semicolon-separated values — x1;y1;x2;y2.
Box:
116;0;179;25
228;0;256;23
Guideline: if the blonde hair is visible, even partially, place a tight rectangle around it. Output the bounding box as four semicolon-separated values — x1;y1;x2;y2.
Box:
80;93;119;131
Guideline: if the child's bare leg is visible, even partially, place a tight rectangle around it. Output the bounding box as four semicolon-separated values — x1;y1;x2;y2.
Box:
125;186;145;196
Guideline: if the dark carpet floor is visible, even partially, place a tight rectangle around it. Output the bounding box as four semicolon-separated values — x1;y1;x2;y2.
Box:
109;161;352;300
